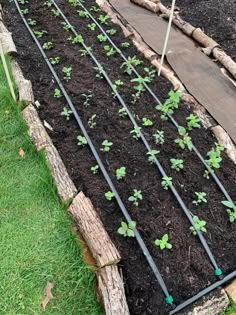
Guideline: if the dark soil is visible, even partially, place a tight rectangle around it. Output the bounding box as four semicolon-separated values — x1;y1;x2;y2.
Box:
162;0;236;61
2;1;236;314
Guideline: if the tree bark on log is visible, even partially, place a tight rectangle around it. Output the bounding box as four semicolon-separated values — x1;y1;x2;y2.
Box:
97;265;130;315
68;192;121;268
131;0;159;13
11;60;34;104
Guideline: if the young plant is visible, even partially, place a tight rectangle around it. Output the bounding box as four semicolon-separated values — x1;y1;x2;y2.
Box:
97;34;107;42
21;8;29;15
120;42;130;49
130;126;141;140
87;23;96;31
88;114;96;129
90;5;101;12
204;143;224;179
91;164;99;174
105;191;115;201
147;150;160;164
49;56;60;65
68;0;78;5
121;56;143;75
82;93;93;107
34;30;47;38
27;18;37;26
61;107;72;121
62;67;72;81
154;234;172;250
101;140;113;152
112;80;124;97
170;159;184;171
103;45;116;57
51;8;60;17
116;167;126;180
98;15;109;25
153;130;165;145
118;221;136;238
94;65;104;79
42;42;53;50
68;34;84;44
118;107;128;118
221;201;236;223
156;90;183;121
175;126;193;151
128;189;142;206
161;176;172;190
77;10;89;18
54;88;61;98
131;76;150;97
142;117;153;127
192;192;207;205
80;47;92;57
144;67;156;81
19;0;29;4
190;216;207;235
186;114;201;131
62;22;72;31
106;29;117;36
44;0;53;7
77;135;87;147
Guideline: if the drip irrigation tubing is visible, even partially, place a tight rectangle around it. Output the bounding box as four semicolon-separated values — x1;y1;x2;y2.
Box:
13;0;172;304
73;0;233;205
51;0;222;276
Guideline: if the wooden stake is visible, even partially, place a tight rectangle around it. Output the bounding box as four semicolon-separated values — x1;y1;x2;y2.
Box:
0;42;16;101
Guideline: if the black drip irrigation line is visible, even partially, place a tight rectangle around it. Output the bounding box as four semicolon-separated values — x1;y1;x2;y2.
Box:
52;0;222;277
74;0;234;206
13;0;173;306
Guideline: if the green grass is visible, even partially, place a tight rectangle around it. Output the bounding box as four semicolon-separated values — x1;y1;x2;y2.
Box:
0;56;102;314
221;302;236;315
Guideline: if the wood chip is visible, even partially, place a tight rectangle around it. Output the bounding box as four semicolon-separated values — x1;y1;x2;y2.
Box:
41;282;54;310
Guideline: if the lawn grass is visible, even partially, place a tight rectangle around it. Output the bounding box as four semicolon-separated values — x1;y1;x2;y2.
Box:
0;56;102;314
221;302;236;315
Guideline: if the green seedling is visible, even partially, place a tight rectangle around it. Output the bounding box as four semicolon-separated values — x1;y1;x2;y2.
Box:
130;126;141;140
116;167;126;180
87;23;96;31
118;221;136;238
49;57;60;65
175;126;193;151
144;67;156;81
34;30;47;38
88;114;96;129
68;34;84;44
106;29;117;36
128;189;142;206
153;130;165;145
103;45;116;57
54;88;61;98
147;150;160;164
105;191;115;201
112;80;124;97
192;192;207;205
60;107;72;121
94;65;104;79
156;90;183;120
190;216;207;235
91;164;99;174
42;42;53;50
98;15;109;25
68;0;79;6
80;47;92;57
121;56;143;75
90;5;101;12
221;200;236;223
154;234;172;250
186;114;201;130
27;19;37;26
118;107;128;118
131;76;150;97
21;8;29;15
62;22;72;31
44;0;53;7
142;117;153;127
101;140;113;152
62;67;72;81
51;9;60;17
77;135;87;147
82;93;93;107
170;159;184;171
77;10;89;18
120;42;130;49
204;143;224;179
161;176;172;190
19;0;29;4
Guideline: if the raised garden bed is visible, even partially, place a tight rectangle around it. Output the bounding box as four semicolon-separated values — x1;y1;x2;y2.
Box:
2;0;236;314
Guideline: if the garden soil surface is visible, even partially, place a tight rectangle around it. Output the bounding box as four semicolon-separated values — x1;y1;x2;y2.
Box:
2;1;236;314
162;0;236;61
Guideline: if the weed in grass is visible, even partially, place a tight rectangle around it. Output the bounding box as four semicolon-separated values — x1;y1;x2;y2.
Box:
101;140;113;152
192;192;207;205
128;190;142;206
190;216;207;235
155;234;172;250
170;158;184;171
118;221;136;237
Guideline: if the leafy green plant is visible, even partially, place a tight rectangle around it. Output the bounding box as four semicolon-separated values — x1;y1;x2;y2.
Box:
51;8;60;17
94;65;104;79
147;150;160;164
77;135;87;147
91;164;99;174
161;176;172;190
77;10;89;18
82;93;93;107
90;5;101;12
175;126;193;151
112;80;124;97
142;117;153;127
118;221;136;237
101;140;113;152
204;143;224;179
116;167;126;180
44;0;53;7
118;107;128;118
87;23;96;31
19;0;29;4
68;34;84;44
190;216;207;235
153;130;165;145
103;45;116;57
221;200;236;223
131;76;150;97
192;192;207;205
130;126;141;140
154;234;172;250
42;42;53;50
98;15;109;25
62;67;72;81
34;30;47;38
105;191;115;201
128;189;142;206
80;47;92;57
49;57;60;65
120;42;130;49
21;8;29;15
62;22;72;31
68;0;79;5
60;107;73;121
121;56;143;75
88;114;96;129
54;88;61;98
186;114;201;130
97;34;107;42
170;159;184;171
156;90;183;120
27;19;37;26
106;29;117;36
144;67;156;81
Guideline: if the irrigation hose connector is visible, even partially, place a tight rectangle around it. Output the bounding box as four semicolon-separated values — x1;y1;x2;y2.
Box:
165;295;174;305
214;268;223;277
